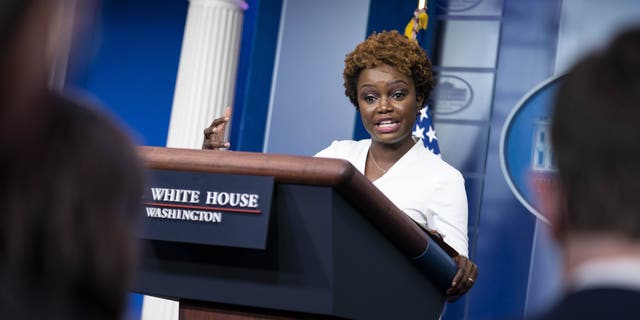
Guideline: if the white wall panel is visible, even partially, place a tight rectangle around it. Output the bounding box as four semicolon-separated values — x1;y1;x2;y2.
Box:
264;0;370;156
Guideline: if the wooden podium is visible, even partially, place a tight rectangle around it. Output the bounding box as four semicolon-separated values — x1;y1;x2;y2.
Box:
134;147;456;320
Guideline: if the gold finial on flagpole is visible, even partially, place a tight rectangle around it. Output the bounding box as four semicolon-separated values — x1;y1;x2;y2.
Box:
405;0;429;41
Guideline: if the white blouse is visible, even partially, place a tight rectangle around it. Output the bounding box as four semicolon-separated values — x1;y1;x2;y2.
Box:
315;139;469;257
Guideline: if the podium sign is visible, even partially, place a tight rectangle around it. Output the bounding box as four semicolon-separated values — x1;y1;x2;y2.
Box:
140;169;274;249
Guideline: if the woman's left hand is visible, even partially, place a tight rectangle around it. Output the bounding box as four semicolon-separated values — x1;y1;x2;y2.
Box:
446;255;478;301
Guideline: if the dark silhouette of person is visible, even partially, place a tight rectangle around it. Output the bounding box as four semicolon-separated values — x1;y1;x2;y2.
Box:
536;26;640;320
0;1;145;319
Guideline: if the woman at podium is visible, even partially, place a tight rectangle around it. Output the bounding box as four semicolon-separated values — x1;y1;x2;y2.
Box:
203;30;478;300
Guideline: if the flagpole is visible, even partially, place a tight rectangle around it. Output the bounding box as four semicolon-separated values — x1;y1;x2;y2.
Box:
407;0;440;155
410;1;428;40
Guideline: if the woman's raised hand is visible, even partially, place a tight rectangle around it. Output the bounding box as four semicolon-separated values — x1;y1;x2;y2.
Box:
202;107;232;150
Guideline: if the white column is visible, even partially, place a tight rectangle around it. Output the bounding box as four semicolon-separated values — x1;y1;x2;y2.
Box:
142;1;246;320
166;0;247;149
141;296;179;320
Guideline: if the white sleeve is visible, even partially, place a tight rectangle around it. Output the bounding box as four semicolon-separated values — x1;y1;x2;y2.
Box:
427;172;469;257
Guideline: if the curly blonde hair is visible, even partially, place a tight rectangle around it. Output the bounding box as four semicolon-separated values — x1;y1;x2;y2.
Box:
343;30;434;109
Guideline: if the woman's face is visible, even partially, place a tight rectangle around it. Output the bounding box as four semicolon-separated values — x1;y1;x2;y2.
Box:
357;64;423;147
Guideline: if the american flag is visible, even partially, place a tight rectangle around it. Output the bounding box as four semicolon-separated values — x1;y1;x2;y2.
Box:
413;105;440;155
405;4;440;156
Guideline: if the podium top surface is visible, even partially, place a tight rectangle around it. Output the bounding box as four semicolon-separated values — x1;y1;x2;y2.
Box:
138;146;447;259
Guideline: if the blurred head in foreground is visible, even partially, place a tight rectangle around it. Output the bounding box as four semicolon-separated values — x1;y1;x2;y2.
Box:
547;27;640;244
0;1;144;319
537;26;640;320
0;94;144;320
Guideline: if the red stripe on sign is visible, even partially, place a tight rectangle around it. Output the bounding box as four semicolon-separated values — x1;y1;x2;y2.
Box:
143;202;261;214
